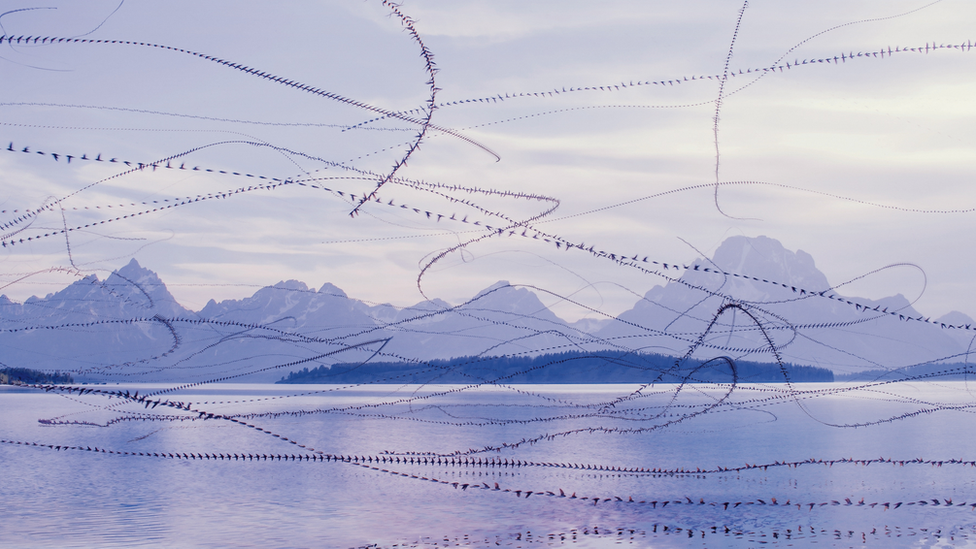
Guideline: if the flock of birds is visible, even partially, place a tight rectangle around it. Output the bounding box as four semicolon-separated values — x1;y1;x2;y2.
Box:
1;1;975;547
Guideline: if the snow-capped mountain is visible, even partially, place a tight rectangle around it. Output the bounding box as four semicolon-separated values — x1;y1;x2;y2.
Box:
0;262;595;382
2;236;972;381
0;260;192;377
186;279;592;381
596;236;974;374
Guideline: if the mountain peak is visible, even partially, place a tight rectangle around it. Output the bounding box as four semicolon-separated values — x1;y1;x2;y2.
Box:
709;235;829;291
466;281;562;321
104;259;187;315
272;280;309;292
477;280;512;295
118;257;143;272
936;310;975;327
112;258;162;286
317;282;348;298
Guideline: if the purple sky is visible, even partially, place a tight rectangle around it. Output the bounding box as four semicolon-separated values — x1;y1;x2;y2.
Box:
0;0;973;322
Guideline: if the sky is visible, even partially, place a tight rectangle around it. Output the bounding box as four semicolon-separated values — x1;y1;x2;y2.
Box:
0;0;974;323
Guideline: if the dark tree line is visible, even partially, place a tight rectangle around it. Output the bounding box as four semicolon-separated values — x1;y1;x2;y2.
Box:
1;367;74;385
278;351;833;384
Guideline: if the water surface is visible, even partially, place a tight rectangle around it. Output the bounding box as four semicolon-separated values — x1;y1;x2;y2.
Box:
2;382;976;548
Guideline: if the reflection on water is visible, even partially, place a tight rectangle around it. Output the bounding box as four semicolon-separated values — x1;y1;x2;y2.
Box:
2;382;976;548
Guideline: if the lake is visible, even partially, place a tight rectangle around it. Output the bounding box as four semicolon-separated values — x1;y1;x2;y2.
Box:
2;381;976;548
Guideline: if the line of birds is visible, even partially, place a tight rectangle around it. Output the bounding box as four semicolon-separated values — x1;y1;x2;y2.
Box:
350;459;976;513
346;40;976;126
401;524;976;547
7;432;976;532
27;378;976;465
3;20;974;332
1;139;551;257
7;432;975;495
9;133;975;341
0;33;494;162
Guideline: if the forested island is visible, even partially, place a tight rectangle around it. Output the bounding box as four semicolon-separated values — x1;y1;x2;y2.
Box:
277;351;833;385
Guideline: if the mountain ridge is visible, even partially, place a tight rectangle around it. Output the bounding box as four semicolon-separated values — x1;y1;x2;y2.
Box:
2;236;972;381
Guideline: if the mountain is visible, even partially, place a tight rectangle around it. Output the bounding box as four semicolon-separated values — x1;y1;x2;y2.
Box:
596;236;970;374
1;237;972;382
380;281;590;360
0;262;595;382
0;259;193;378
182;279;593;382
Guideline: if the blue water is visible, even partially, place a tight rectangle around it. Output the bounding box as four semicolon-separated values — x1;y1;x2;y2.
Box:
2;382;976;548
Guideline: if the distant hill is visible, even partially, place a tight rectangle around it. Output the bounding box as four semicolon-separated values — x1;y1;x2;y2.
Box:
277;350;834;385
